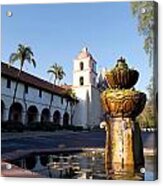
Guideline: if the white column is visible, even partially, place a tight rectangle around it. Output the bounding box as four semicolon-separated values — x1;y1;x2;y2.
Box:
35;112;39;122
49;113;53;122
3;107;9;121
38;113;42;122
22;111;27;125
60;117;63;126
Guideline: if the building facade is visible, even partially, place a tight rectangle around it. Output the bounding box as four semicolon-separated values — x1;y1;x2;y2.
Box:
1;48;103;129
1;63;72;127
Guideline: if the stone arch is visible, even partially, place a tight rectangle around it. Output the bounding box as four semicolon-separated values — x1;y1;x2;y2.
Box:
63;112;69;126
53;110;61;125
41;108;50;122
1;100;5;121
27;105;39;124
9;102;23;122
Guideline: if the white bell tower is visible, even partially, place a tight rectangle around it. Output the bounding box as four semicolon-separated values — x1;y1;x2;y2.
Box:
73;47;97;87
72;47;102;128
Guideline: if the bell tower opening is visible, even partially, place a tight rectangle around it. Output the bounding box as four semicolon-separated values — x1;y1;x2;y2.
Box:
80;62;84;70
79;76;84;86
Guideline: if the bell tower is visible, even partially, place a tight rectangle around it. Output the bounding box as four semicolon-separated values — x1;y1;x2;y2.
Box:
73;47;97;87
72;47;102;128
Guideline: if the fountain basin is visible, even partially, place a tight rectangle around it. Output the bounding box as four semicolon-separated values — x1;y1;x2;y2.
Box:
101;89;146;117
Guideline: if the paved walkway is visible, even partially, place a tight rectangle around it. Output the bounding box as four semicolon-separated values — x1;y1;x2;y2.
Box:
1;130;156;154
1;131;105;154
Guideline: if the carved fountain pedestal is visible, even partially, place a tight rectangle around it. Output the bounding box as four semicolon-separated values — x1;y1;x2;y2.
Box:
101;58;146;179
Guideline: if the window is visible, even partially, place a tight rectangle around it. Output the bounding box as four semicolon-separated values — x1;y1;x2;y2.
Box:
39;89;42;98
80;62;84;70
25;84;28;94
79;77;84;86
7;79;11;88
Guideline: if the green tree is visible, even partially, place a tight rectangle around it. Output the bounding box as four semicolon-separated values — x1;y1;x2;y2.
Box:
131;2;157;128
65;88;77;100
131;1;157;64
58;66;66;85
9;44;36;103
137;101;155;128
47;63;65;85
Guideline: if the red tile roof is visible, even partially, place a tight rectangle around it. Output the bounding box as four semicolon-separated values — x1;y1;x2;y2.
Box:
76;47;92;60
1;62;69;97
75;47;96;63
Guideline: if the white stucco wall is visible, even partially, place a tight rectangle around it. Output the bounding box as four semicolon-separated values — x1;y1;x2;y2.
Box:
72;86;102;129
1;76;72;125
72;86;89;127
89;87;102;127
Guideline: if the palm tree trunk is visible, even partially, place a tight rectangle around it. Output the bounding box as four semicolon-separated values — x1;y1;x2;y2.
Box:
54;77;57;85
12;66;22;103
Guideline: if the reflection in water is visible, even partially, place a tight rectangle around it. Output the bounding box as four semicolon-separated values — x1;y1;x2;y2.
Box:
11;151;155;180
40;155;49;166
26;156;36;170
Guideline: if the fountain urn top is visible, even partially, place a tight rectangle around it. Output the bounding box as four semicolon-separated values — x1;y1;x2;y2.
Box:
105;57;139;89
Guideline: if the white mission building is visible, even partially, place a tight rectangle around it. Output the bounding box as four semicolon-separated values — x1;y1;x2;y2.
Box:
1;47;103;129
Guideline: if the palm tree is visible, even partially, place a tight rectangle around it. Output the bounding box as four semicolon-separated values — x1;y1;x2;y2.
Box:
9;44;36;103
47;64;66;110
58;66;66;85
47;63;60;85
48;64;66;85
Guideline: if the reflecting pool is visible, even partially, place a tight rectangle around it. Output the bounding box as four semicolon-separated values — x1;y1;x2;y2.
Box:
10;150;156;180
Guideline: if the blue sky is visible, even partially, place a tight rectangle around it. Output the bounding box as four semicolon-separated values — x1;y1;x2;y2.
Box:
1;2;152;94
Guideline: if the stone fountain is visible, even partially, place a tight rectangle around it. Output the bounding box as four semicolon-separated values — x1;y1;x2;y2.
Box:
101;57;146;179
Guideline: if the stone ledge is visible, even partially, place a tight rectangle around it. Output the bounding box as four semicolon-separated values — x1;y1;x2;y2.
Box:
1;161;45;178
